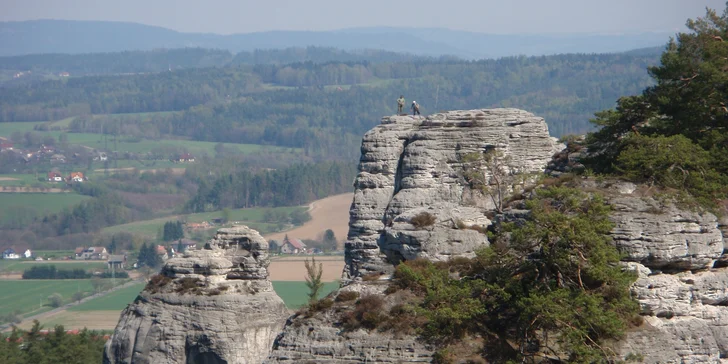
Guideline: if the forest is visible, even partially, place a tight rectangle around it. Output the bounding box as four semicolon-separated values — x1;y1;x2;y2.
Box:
0;43;662;251
1;48;660;150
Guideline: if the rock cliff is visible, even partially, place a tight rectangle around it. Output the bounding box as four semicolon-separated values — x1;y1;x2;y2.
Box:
104;226;289;364
269;109;728;363
344;109;562;280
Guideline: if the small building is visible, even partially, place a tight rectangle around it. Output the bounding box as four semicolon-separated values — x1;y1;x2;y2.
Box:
156;245;169;261
49;154;66;163
2;246;32;259
176;239;198;251
58;72;70;77
178;153;195;163
74;247;85;259
0;142;13;151
47;171;63;182
80;247;108;260
68;172;85;183
280;238;307;254
107;255;126;269
40;145;55;154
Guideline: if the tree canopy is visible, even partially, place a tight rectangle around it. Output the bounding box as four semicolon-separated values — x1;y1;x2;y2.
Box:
585;3;728;204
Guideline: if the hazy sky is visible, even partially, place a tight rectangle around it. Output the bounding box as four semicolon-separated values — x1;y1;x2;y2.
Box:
2;0;726;34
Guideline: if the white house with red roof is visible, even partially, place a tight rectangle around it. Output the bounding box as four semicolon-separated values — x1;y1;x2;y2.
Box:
47;171;63;182
280;237;307;254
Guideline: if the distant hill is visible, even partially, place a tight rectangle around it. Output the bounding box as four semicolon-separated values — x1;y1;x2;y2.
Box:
0;20;672;58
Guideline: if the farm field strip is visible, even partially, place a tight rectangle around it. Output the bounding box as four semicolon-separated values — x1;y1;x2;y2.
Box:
0;280;96;315
0;192;91;214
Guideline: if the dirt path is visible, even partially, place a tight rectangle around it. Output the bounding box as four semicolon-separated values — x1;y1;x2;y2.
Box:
264;193;353;248
0;177;19;181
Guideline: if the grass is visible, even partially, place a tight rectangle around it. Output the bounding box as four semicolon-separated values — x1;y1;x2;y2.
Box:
0;173;42;187
0;192;90;215
101;205;307;238
68;282;146;311
272;281;340;309
0;122;44;137
0;260;109;274
0;279;101;318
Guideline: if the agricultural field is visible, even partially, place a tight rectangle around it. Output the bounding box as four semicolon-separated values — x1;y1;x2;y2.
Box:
101;205;307;238
272;281;340;309
0;121;43;136
0;192;90;214
0;173;45;187
69;282;146;311
0;279;102;318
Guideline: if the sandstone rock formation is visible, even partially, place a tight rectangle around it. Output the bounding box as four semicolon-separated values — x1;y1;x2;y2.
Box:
104;226;289;364
265;283;434;363
598;183;728;363
344;109;562;280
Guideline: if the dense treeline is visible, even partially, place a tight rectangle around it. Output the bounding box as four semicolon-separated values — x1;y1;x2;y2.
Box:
0;47;429;78
1;51;660;140
186;161;356;212
0;323;106;364
0;67;261;121
21;265;130;279
22;266;89;279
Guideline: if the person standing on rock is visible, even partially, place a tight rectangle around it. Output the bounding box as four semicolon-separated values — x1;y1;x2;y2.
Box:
397;95;405;114
411;101;421;116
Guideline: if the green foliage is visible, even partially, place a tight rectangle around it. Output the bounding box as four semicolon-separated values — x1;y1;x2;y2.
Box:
47;293;63;308
0;322;106;364
22;265;89;279
585;4;728;207
136;242;163;269
185;161;356;212
615;134;726;204
304;257;324;303
389;187;639;362
162;221;184;241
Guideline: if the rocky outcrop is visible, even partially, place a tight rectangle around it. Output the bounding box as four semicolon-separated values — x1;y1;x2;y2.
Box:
596;183;728;363
265;283;434;363
344;109;562;280
104;226;289;364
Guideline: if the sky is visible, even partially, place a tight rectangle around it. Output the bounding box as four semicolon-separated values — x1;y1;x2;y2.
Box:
2;0;726;35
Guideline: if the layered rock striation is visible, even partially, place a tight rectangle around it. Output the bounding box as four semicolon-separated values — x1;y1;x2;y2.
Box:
344;109;562;280
104;226;289;364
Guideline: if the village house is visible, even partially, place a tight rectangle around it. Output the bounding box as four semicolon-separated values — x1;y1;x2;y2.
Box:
47;171;63;182
176;238;198;251
68;172;85;183
107;255;126;269
58;72;70;77
76;247;108;260
0;142;13;151
280;238;307;254
50;154;66;164
178;153;195;163
40;145;55;154
156;245;169;261
2;246;32;259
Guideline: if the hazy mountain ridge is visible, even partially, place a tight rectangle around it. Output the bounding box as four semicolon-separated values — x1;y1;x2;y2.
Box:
1;19;672;58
